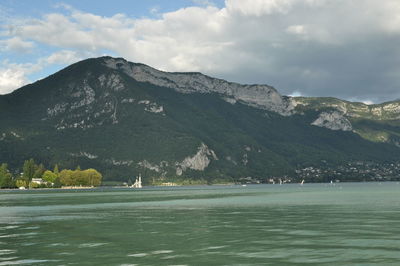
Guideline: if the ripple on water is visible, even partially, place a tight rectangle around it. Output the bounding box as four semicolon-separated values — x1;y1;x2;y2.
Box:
21;242;37;246
58;252;74;256
47;243;69;247
20;226;40;230
206;245;228;250
161;255;190;260
234;250;291;259
0;234;19;239
0;225;19;230
78;243;108;248
0;259;57;265
151;250;173;254
196;245;229;251
285;229;322;236
0;231;38;239
226;212;243;215
0;250;16;255
127;253;148;257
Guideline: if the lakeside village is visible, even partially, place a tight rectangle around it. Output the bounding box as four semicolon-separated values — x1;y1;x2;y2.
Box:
258;161;400;184
2;159;400;189
0;158;144;190
0;159;102;189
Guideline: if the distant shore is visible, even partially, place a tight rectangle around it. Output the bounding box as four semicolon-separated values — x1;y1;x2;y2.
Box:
61;186;95;189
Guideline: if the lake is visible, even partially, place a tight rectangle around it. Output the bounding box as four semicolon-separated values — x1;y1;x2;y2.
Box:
1;182;400;265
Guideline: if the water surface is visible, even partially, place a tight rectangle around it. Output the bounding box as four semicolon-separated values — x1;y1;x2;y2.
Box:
1;183;400;265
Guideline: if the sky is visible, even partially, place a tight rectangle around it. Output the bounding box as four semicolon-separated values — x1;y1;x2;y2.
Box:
1;0;400;104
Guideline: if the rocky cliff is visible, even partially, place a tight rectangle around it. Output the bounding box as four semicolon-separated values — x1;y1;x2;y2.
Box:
104;57;295;116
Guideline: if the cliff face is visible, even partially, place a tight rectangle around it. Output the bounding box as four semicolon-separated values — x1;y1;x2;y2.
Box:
311;111;353;131
103;57;295;116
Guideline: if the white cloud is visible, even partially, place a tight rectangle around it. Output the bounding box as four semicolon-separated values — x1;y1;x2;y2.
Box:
289;91;303;97
286;25;306;35
0;50;90;94
45;50;83;65
226;0;295;16
1;0;400;102
0;63;31;94
149;6;160;16
362;100;374;105
0;37;34;53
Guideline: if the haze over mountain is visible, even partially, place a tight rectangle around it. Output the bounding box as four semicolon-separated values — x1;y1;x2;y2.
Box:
1;57;400;184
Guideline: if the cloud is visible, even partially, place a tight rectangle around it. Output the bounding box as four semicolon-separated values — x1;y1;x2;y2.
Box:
0;63;31;94
45;50;83;65
226;0;295;15
149;6;160;16
0;50;90;94
289;90;302;97
1;0;400;103
0;37;34;53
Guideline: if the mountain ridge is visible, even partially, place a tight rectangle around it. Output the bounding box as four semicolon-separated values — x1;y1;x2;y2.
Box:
1;56;400;183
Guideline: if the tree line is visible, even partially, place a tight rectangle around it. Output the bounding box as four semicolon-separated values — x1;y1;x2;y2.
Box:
0;159;102;189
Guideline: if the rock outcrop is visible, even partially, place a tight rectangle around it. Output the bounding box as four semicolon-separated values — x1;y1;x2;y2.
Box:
311;111;352;131
175;143;218;176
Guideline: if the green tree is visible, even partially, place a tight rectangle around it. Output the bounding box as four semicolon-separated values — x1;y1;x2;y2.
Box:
33;163;45;179
29;181;40;188
22;158;36;182
0;163;14;188
72;170;85;185
15;179;27;188
53;164;59;177
83;169;102;186
59;169;74;186
53;177;62;188
42;170;57;184
59;168;102;187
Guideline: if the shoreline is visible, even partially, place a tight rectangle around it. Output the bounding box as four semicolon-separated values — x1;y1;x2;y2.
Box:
61;186;95;189
2;181;400;191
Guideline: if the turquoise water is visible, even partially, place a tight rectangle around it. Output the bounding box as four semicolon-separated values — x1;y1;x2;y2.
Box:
1;183;400;265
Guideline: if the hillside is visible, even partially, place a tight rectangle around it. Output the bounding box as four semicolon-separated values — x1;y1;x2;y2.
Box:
294;97;400;146
1;56;400;184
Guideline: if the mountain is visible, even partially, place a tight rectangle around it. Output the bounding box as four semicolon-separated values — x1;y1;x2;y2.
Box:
293;97;400;146
1;56;400;184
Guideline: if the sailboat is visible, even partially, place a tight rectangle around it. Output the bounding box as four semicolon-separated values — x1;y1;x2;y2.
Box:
300;179;304;185
131;174;142;188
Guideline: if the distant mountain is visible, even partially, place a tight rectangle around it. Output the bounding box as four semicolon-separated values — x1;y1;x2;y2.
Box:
1;56;400;184
293;97;400;146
